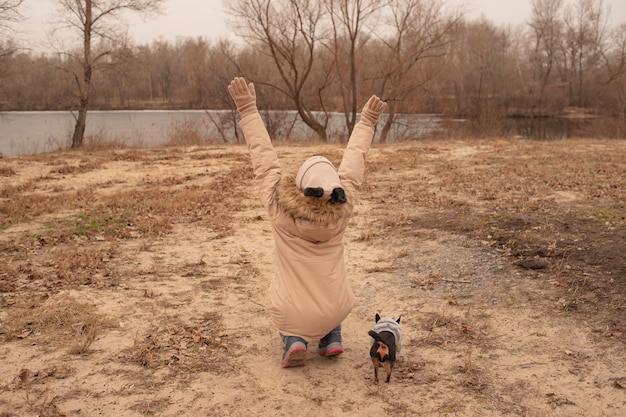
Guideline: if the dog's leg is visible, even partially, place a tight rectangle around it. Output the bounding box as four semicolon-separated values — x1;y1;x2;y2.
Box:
384;361;394;383
372;358;380;384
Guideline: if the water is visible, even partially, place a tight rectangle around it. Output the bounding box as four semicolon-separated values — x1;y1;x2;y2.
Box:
0;110;444;156
2;110;602;156
510;117;585;140
0;110;223;155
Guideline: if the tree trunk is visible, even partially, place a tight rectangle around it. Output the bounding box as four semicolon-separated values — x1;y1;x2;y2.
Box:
71;105;88;148
298;108;327;141
71;0;93;149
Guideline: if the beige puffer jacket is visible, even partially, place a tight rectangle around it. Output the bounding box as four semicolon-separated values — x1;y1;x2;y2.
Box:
240;113;376;343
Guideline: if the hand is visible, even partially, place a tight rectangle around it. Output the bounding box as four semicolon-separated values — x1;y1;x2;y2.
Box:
360;95;387;127
227;77;257;117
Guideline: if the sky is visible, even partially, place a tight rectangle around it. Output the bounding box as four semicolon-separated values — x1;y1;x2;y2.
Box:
13;0;626;53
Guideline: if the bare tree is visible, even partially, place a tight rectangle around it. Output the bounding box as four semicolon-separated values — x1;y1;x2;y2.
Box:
563;0;609;107
228;0;330;141
599;23;626;114
325;0;384;134
104;35;143;109
52;0;163;148
178;37;212;108
602;23;626;83
529;0;566;105
466;21;510;119
0;0;24;58
0;0;24;106
150;39;176;103
0;0;23;28
375;0;461;142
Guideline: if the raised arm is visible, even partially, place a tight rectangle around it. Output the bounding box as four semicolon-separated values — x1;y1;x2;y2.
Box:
338;95;387;194
228;77;282;210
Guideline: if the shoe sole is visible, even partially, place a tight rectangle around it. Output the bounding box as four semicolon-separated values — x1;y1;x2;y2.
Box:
319;347;344;357
282;346;307;368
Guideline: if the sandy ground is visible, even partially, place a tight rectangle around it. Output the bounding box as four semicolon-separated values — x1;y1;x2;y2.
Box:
0;139;625;416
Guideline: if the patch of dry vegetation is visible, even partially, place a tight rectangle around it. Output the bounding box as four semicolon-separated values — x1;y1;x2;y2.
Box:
4;291;108;354
365;139;626;337
0;140;624;416
0;148;253;356
2;153;250;235
119;312;233;375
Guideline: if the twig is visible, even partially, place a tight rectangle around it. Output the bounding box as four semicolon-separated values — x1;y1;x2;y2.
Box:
442;278;472;284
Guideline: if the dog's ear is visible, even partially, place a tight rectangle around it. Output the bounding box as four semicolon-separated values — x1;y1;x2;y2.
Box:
375;313;381;323
396;316;401;324
303;187;324;198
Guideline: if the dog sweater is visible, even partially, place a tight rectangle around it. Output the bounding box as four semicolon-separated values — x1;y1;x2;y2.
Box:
373;318;402;353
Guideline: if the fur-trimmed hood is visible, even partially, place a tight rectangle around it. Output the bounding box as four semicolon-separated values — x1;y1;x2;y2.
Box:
274;174;352;224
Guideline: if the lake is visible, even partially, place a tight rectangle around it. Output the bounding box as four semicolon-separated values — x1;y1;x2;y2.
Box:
0;110;604;156
0;110;230;156
0;110;447;156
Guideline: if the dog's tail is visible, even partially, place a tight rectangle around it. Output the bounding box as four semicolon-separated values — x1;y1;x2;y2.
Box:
368;330;383;343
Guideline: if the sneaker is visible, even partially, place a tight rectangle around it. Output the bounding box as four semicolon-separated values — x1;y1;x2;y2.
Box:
282;340;307;368
318;341;344;357
318;325;343;357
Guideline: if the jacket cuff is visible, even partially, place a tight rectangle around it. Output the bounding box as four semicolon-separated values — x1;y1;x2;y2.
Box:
238;102;258;118
359;111;379;128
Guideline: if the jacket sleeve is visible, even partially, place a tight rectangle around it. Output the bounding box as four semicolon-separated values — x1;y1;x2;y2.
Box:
239;112;282;213
337;121;375;198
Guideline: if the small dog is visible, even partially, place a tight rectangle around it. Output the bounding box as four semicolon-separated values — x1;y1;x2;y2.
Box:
368;313;402;384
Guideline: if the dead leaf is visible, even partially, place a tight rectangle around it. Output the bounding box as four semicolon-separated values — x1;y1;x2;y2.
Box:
192;332;205;343
18;368;31;384
17;328;32;339
611;377;626;389
546;393;575;407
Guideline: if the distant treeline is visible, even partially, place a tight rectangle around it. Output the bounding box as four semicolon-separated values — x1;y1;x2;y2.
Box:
1;0;625;139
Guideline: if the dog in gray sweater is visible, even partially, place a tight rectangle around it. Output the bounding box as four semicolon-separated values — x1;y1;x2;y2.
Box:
368;313;402;384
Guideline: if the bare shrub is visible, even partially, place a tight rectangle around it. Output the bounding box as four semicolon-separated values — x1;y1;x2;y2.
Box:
0;166;16;176
82;129;132;151
166;117;214;146
68;317;101;354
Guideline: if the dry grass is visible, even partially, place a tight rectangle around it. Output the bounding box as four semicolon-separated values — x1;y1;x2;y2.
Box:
367;139;626;212
0;149;252;231
4;291;107;353
166;117;220;146
0;166;16;176
0;139;624;416
9;366;76;417
119;312;233;375
0;151;254;311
